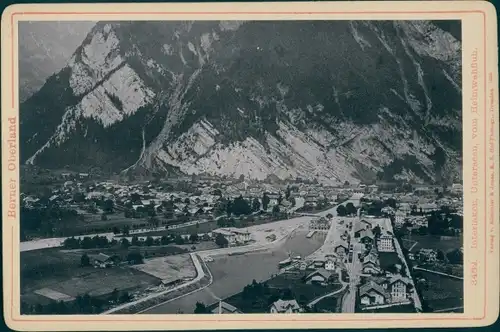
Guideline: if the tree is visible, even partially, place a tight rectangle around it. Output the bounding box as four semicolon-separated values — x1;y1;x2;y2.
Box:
149;216;159;227
215;234;229;248
112;226;120;235
272;205;280;216
101;213;108;221
326;213;333;219
120;238;130;248
124;209;133;218
122;225;130;236
372;225;382;238
63;237;80;249
286;186;291;199
226;200;232;216
174;235;185;245
436;250;446;261
344;181;350;187
231;195;252;216
277;194;283;206
336;205;347;217
194;302;209;314
130;193;141;204
262;193;270;210
345;202;357;215
118;291;131;304
160;235;169;245
131;236;140;247
446;249;463;264
126;251;144;265
189;233;199;243
290;197;296;207
145;236;154;246
252;198;261;212
109;288;119;303
103;199;114;213
80;253;91;267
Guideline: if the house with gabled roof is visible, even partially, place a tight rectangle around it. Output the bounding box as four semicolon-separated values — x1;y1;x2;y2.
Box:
269;299;303;313
304;268;336;285
334;241;349;257
359;229;374;245
211;301;242;314
359;281;388;306
388;275;411;302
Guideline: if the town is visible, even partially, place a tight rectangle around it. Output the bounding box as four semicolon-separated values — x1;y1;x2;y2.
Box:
20;168;464;315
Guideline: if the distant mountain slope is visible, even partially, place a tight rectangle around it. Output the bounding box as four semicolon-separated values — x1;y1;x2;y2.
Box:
20;20;462;184
19;21;95;102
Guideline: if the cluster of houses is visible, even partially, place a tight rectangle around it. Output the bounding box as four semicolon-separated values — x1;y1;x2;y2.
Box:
354;218;416;308
359;274;413;306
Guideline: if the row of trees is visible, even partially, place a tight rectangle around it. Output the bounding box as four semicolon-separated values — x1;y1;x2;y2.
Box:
336;202;357;216
63;232;206;250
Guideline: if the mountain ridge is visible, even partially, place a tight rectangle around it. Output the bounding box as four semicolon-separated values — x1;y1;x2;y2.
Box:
20;20;463;185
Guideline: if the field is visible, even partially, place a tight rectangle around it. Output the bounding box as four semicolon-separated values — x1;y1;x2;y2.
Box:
401;234;463;253
44;267;160;298
133;254;197;283
416;271;464;312
142;230;326;314
21;247;163;306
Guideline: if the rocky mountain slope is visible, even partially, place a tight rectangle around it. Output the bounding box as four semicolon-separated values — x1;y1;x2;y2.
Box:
19;21;95;102
20;20;462;184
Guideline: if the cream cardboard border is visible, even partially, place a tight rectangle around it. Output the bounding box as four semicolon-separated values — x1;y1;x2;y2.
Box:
1;1;499;330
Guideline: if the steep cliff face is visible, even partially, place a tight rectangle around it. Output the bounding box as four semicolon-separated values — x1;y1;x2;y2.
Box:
20;20;462;184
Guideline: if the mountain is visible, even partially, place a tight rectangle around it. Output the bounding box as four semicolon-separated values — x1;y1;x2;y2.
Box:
20;20;462;185
19;21;96;102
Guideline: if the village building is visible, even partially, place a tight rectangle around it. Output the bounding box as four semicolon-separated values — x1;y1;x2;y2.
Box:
304;269;336;285
359;281;388;306
388;275;411;302
418;202;439;213
313;258;326;268
211;229;237;244
394;211;406;227
91;253;116;268
325;258;336;271
377;234;395;252
359;230;374;245
211;301;242;314
212;228;251;244
269;299;303;313
362;255;381;275
309;217;330;231
334;242;349;257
